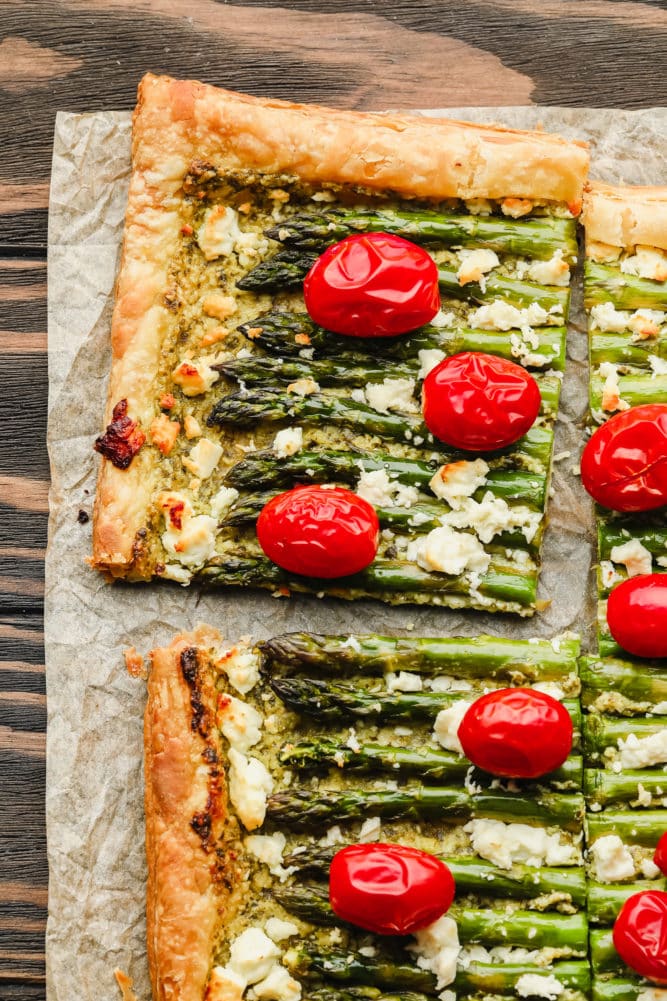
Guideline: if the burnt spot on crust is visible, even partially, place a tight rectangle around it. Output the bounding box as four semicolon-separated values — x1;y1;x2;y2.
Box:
180;646;211;739
191;809;212;842
94;399;146;470
183;159;218;194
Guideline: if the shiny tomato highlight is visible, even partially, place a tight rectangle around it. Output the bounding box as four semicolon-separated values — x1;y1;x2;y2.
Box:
303;232;440;337
256;485;379;578
581;404;667;512
607;574;667;659
613;890;667;984
458;688;573;779
654;832;667;877
329;843;455;935
421;352;541;451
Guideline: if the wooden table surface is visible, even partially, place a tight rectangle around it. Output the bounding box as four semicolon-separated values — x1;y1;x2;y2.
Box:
1;1;666;996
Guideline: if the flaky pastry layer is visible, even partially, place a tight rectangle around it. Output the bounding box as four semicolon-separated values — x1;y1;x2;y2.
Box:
583;181;667;253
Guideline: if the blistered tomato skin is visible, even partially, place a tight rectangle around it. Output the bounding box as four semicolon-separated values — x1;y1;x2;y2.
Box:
613;890;667;984
421;352;541;451
303;233;440;338
329;843;456;936
654;833;667;877
256;485;379;579
607;574;667;659
581;404;667;512
458;688;573;779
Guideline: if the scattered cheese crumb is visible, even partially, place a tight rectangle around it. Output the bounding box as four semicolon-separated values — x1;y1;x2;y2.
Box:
273;426;304;458
610;538;653;577
150;413;180;455
591;835;635;882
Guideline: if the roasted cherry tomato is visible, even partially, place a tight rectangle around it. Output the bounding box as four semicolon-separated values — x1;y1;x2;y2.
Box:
607;574;667;659
421;352;541;451
329;843;455;935
581;404;667;512
303;233;440;338
654;832;667;877
458;688;573;779
256;485;379;578
613;890;667;984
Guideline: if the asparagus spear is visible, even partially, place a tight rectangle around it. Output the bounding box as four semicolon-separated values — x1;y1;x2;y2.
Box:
281;847;587;907
587;810;667;848
266;787;584;830
590;929;626;975
454;961;590;997
236;247;317;291
599;520;667;561
266;206;578;261
580;655;667;708
196;554;538;611
259;632;580;681
237;310;567;369
590;331;667;368
278;736;582;788
583;714;667;757
284;946;436;993
585;261;667;311
591;372;667;412
588;881;666;926
592;981;649;1001
584;768;667;808
307;991;431;1001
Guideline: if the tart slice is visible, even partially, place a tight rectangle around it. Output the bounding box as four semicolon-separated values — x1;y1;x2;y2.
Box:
92;73;589;615
144;626;587;1001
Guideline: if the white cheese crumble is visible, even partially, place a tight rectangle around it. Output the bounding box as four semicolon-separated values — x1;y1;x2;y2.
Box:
469;301;549;332
160;564;192;585
273;426;303;458
359;816;382;842
245;832;295;881
418;348;447;379
252;963;302;1001
363;377;419;414
464;819;580;869
610;539;653;577
599;361;630;414
650;355;667;377
355;468;420;509
385;671;423;693
433;701;472;754
526;250;570;287
172;358;220;396
228;927;281;984
216;642;261;695
206;965;246;1001
591;835;635;882
183;436;223;480
515;973;564;999
456;249;500;287
265;918;300;942
635;783;653;807
531;682;565;701
640;859;661;879
637;991;667;1001
590;303;630;333
629;309;665;339
408;915;461;990
218;696;263;753
346;727;361;753
439;492;541;545
228;748;274;831
600;560;623;589
197;205;243;260
287;377;319;397
157;492;218;568
619;730;667;769
429;459;489;506
210;486;240;521
406;525;491;577
620;247;667;282
430;309;457;328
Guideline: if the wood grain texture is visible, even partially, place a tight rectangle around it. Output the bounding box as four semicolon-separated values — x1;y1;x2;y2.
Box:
0;2;665;996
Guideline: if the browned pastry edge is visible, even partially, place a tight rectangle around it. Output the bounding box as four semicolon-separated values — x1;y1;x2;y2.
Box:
583;180;667;253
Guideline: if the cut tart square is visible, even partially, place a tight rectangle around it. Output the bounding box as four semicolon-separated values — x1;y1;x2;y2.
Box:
92;74;589;615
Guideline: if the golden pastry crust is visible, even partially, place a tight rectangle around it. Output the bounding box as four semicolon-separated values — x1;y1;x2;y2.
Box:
92;73;589;578
145;625;241;1001
583;181;667;253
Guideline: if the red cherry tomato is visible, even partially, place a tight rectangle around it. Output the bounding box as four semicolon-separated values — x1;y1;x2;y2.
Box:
607;574;667;659
303;233;440;338
458;688;573;779
421;352;541;451
256;485;379;578
329;843;455;935
613;890;667;984
581;404;667;512
654;832;667;876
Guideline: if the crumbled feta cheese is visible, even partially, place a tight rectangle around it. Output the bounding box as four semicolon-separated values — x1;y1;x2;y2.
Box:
610;538;653;577
408;915;461;989
203;293;237;321
464;819;580;869
346;728;361;753
429;675;473;693
465;198;493;216
590;303;631;333
629;309;665;340
287;377;319;397
407;525;490;576
172;358;220;396
196;205;243;260
640;859;662;879
635;783;653;807
637;990;667;1001
501;198;533;219
418;348;447;379
210;486;240;521
183;437;223;479
621;247;667;282
216;642;261;695
273;426;304;458
526;250;570;287
591;835;635;882
359;816;382;842
228;927;281;984
599;361;630;413
456;249;499;287
157;491;218;567
385;671;423;693
351;388;366;403
228;748;274;830
265;918;300;942
515;973;564;999
531;682;565;701
439;492;541;545
218;695;263;752
355;468;420;509
619;730;667;769
206;965;246;1001
364;377;419;414
600;560;623;589
429;459;489;506
433;701;472;754
469;301;549;332
245;832;294;881
252;963;302;1001
430;309;457;328
650;355;667;377
160;564;192;585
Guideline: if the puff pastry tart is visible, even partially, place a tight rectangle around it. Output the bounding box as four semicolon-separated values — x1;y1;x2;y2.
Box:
143;626;588;1001
92;73;589;615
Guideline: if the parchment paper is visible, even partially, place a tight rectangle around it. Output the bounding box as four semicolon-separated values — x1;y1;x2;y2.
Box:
45;104;667;1001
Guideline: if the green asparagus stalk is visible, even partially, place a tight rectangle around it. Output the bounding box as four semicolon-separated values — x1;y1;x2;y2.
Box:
307;990;432;1001
592;980;649;1001
580;655;667;709
282;847;587;906
278;737;582;788
590;929;626;975
266;786;584;830
260;632;580;682
454;961;590;997
224;448;550;496
599;520;667;561
588;881;666;926
591;372;667;412
266;206;578;261
284;947;435;993
195;553;539;612
236;248;316;291
590;331;667;368
585;261;667;311
237;310;567;370
584;768;667;808
587;810;667;848
583;714;667;757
